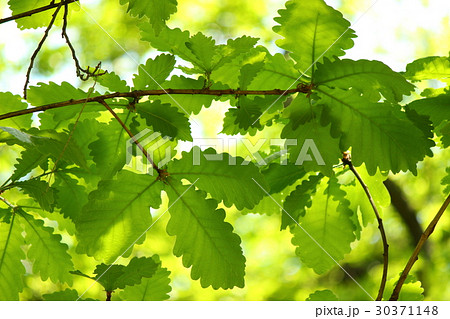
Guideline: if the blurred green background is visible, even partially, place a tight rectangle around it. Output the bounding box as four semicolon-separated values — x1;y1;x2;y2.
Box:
0;0;449;300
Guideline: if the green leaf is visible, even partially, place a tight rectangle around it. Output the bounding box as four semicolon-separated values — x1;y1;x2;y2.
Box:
185;33;217;72
76;170;163;263
120;0;177;35
43;289;80;301
10;148;48;182
291;176;356;274
239;62;264;90
318;87;434;175
282;174;323;230
92;256;159;291
383;275;424;301
19;210;73;284
273;0;356;75
89;118;131;179
442;167;450;195
315;59;415;103
0;92;31;129
136;100;192;141
16;180;55;212
283;95;315;130
7;0;70;30
133;54;176;90
119;255;172;301
28;82;100;129
407;94;450;128
262;163;306;194
281;120;342;176
97;71;130;92
53;172;88;221
165;179;245;289
403;55;450;82
306;289;339;301
0;215;26;300
168;146;268;210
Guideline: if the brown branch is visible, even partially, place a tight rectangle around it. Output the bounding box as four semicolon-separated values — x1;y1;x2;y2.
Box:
0;0;78;25
98;100;160;173
389;193;450;301
0;87;309;122
342;153;389;301
23;2;64;99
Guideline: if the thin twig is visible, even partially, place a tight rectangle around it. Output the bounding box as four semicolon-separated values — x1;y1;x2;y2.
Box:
389;193;450;301
342;153;389;301
1;86;311;122
0;0;78;25
23;2;64;99
61;4;105;80
98;100;160;173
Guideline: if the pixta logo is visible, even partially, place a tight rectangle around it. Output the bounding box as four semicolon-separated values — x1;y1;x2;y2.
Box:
126;129;325;174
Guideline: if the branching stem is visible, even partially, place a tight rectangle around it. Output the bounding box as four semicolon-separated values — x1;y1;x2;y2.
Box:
23;2;64;99
343;155;389;301
1;86;311;122
389;193;450;300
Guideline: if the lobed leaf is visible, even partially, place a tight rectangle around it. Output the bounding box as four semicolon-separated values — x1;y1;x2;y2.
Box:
168;146;268;210
20;210;74;284
315;59;415;103
76;170;163;263
0;215;26;300
291;176;356;274
318;87;434;175
165;179;245;289
273;0;356;76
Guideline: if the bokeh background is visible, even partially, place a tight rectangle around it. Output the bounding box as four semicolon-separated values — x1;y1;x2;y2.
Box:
0;0;449;300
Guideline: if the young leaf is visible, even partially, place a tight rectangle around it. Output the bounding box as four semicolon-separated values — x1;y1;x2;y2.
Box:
76;170;163;263
273;0;356;75
120;0;177;35
0;92;31;129
403;55;450;82
318;87;434;175
135;100;192;141
306;289;339;301
120;265;172;301
92;256;159;291
165;179;245;289
315;59;415;103
97;71;130;92
19;210;74;284
185;33;217;72
168;146;268;210
0;215;26;300
291;176;356;274
119;255;171;301
133;54;176;90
